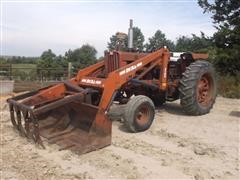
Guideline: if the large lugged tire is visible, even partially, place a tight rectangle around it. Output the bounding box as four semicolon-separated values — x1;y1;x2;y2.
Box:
179;61;217;115
124;95;155;132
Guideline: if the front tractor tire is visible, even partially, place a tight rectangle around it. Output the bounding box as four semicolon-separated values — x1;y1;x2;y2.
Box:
124;95;155;132
179;61;217;115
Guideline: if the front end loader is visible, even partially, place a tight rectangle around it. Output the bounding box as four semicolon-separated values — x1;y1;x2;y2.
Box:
7;20;217;154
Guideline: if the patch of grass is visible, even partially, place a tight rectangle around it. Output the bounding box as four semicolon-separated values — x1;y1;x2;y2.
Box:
217;74;240;99
11;64;36;73
11;64;37;80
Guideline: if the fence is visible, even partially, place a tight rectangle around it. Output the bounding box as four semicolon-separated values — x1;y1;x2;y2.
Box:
0;64;72;81
0;63;73;93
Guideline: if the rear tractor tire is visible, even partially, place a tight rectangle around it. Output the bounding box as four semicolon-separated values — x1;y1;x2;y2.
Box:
124;95;155;132
179;61;217;115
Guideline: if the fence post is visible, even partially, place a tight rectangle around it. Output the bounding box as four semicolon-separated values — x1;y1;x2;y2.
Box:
68;62;72;79
10;64;12;80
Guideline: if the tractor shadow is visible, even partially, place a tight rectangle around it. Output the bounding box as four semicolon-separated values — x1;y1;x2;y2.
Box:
156;102;186;116
118;123;131;133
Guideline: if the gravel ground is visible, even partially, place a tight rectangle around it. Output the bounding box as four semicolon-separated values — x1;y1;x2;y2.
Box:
0;96;239;179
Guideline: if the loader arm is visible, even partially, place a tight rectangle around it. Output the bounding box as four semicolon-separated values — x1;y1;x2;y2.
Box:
83;48;170;111
108;48;170;90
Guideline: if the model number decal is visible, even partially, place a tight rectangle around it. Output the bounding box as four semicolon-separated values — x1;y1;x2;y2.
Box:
81;79;102;85
119;62;143;76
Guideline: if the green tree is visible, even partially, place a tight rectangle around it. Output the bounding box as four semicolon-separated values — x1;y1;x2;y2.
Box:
38;49;56;68
65;44;97;72
132;27;145;51
145;30;175;52
107;27;145;51
1;56;38;64
37;49;64;80
175;32;212;52
0;57;7;64
198;0;240;75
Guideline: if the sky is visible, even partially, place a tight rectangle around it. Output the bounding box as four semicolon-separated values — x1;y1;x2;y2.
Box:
0;0;216;57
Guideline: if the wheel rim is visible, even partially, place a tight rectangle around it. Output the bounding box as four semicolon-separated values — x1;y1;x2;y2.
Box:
135;104;150;126
197;73;213;106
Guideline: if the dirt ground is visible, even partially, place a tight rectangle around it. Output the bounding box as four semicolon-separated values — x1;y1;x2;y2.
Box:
0;96;239;180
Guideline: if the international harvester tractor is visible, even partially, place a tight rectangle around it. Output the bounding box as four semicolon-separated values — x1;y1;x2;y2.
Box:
7;20;216;154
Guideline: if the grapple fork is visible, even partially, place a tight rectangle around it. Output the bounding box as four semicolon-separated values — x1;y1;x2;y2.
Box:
7;82;112;154
8;100;44;147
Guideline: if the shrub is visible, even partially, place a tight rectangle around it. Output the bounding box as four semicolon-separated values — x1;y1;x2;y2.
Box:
217;73;240;99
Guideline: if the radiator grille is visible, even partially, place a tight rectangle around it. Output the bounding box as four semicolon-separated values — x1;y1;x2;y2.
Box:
105;52;120;73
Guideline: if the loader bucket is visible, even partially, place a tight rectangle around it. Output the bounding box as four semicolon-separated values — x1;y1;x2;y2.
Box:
7;83;112;154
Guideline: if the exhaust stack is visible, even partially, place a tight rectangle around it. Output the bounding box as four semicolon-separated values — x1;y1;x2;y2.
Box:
128;19;133;50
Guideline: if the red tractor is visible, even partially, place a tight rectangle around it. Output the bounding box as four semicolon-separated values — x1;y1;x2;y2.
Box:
7;20;216;154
